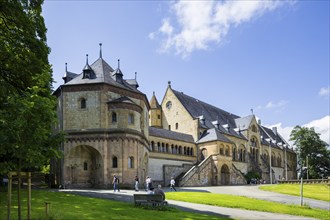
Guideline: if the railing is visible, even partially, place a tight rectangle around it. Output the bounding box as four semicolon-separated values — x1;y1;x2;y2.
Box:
248;153;262;174
179;155;213;186
278;179;330;184
232;164;247;184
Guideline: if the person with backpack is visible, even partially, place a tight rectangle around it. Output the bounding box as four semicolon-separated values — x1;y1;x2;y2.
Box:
112;175;120;192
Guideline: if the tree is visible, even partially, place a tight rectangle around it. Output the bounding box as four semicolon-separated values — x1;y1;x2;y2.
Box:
290;126;330;179
0;1;63;219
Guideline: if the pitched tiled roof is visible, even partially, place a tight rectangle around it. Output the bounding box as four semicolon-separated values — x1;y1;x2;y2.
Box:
172;89;246;139
64;58;142;93
149;127;195;143
235;115;253;131
197;128;233;144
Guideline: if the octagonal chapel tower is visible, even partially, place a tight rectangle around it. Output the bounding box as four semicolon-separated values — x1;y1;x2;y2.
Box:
53;46;150;188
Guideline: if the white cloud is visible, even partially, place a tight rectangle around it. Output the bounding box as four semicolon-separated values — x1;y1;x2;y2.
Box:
268;115;330;147
319;86;330;97
150;0;292;57
265;100;287;109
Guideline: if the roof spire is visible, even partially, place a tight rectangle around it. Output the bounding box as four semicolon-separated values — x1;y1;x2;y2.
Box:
117;59;120;69
135;71;137;80
251;108;254;115
153;91;155;96
86;54;89;65
63;62;68;78
168;81;171;88
99;43;102;58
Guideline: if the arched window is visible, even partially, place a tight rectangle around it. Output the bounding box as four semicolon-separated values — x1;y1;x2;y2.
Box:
233;148;236;160
157;142;161;152
225;146;230;156
171;145;174;154
83;162;88;171
165;144;169;153
112;156;118;168
162;143;165;152
190;148;194;156
128;113;134;124
168;125;171;130
151;141;154;151
128;157;134;168
175;123;179;130
80;98;86;109
112;112;117;123
178;146;182;154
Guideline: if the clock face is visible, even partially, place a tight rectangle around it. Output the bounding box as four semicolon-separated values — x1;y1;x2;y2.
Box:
166;101;172;109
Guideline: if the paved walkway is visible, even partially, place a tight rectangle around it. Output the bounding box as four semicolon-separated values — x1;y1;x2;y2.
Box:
60;185;329;220
179;185;330;210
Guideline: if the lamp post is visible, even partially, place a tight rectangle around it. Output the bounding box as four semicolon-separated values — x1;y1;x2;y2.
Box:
284;144;288;180
266;138;273;184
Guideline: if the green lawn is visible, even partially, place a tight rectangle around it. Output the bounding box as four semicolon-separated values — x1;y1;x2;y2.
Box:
166;192;330;220
0;189;228;220
259;184;330;202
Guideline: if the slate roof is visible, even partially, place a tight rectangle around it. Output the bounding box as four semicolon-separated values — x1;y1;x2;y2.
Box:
235;115;254;131
107;96;135;104
259;125;288;149
64;58;142;93
149;127;195;143
197;128;233;144
172;89;246;140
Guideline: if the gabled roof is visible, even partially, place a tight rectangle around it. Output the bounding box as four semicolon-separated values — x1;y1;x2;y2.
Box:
171;89;245;139
149;127;194;143
150;93;161;109
64;58;141;93
235;115;254;131
259;125;289;150
197;128;233;144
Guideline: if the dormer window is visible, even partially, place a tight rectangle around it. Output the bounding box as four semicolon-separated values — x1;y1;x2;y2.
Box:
80;98;86;109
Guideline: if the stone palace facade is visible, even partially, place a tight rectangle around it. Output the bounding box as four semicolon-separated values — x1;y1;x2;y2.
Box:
52;49;297;188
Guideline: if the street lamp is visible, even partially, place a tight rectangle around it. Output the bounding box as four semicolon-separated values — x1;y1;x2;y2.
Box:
265;138;273;184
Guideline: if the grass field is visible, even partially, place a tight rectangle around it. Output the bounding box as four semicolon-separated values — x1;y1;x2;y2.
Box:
166;192;330;220
0;189;227;220
259;184;330;202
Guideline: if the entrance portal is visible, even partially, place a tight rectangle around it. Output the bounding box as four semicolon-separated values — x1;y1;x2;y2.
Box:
66;145;103;188
220;164;230;185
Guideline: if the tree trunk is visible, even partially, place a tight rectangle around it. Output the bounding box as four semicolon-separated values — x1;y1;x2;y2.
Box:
17;159;22;220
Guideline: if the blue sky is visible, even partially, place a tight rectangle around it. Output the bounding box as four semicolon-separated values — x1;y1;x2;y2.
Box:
43;0;329;144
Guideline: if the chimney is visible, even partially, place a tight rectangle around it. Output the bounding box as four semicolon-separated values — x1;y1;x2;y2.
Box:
272;127;277;135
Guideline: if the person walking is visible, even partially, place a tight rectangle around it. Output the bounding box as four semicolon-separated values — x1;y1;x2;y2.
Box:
170;177;177;191
112;175;120;192
134;176;139;191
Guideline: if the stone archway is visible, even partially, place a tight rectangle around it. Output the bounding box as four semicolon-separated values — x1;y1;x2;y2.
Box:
201;148;207;161
66;145;103;188
220;164;230;185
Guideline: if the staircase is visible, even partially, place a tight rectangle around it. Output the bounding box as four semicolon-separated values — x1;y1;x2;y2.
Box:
260;154;275;183
178;155;214;187
248;153;262;176
232;164;247;184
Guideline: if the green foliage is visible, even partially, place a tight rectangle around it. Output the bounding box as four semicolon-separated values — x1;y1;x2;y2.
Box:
259;184;330;202
244;171;260;183
166;192;329;220
290;126;330;179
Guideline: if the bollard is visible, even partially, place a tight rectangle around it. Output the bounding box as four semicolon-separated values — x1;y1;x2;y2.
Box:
45;202;51;217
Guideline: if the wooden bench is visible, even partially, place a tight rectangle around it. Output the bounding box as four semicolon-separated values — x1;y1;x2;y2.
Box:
133;194;167;206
